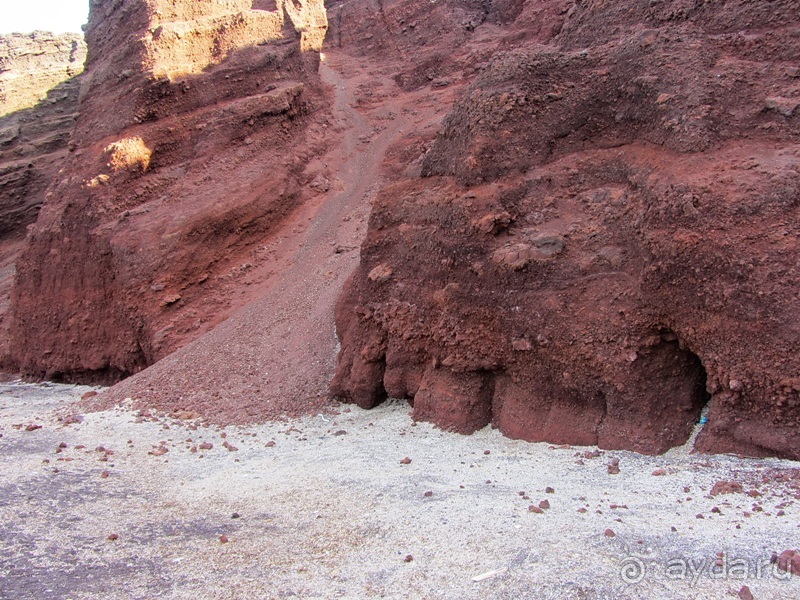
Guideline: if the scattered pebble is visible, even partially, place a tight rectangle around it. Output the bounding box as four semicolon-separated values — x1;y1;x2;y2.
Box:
777;549;800;573
219;535;229;544
710;480;743;496
107;533;119;541
604;529;616;537
400;457;412;464
738;585;754;600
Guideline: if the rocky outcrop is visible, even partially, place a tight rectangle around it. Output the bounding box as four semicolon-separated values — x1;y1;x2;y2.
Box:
0;33;85;117
326;0;558;90
6;0;330;382
0;33;86;238
331;0;800;458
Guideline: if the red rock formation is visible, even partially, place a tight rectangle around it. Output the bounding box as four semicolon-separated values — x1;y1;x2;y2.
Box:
0;32;87;361
331;0;800;457
6;0;330;382
3;0;799;462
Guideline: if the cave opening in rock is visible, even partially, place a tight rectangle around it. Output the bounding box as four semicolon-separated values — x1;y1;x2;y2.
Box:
656;327;711;431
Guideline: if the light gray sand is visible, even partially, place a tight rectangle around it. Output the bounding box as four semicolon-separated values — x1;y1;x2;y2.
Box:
1;381;798;599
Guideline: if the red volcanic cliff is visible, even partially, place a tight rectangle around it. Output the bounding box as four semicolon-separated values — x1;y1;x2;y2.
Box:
0;32;87;361
331;0;800;458
6;0;330;382
3;0;800;460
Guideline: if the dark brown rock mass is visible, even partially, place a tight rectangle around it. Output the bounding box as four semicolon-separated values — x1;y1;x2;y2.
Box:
331;0;800;458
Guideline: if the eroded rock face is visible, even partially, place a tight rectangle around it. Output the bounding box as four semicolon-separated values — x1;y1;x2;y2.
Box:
6;0;329;382
0;33;87;237
332;0;800;458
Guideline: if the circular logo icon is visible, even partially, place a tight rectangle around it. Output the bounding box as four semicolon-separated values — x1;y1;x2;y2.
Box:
620;557;646;584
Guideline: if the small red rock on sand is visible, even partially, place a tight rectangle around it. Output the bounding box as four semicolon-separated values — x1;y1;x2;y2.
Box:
777;549;800;574
423;491;433;497
100;471;110;478
107;533;119;541
538;500;550;510
528;505;544;514
222;440;239;452
81;391;98;401
652;468;666;476
265;440;276;447
400;457;411;464
219;535;229;544
545;487;555;493
404;555;413;562
199;442;213;450
607;458;620;474
148;446;168;456
710;480;743;495
24;424;42;431
738;585;754;600
604;529;616;537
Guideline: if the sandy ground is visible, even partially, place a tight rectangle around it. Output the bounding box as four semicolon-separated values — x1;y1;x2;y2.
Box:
2;381;799;599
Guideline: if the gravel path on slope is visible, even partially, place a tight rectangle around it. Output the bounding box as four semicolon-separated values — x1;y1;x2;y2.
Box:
2;381;799;599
